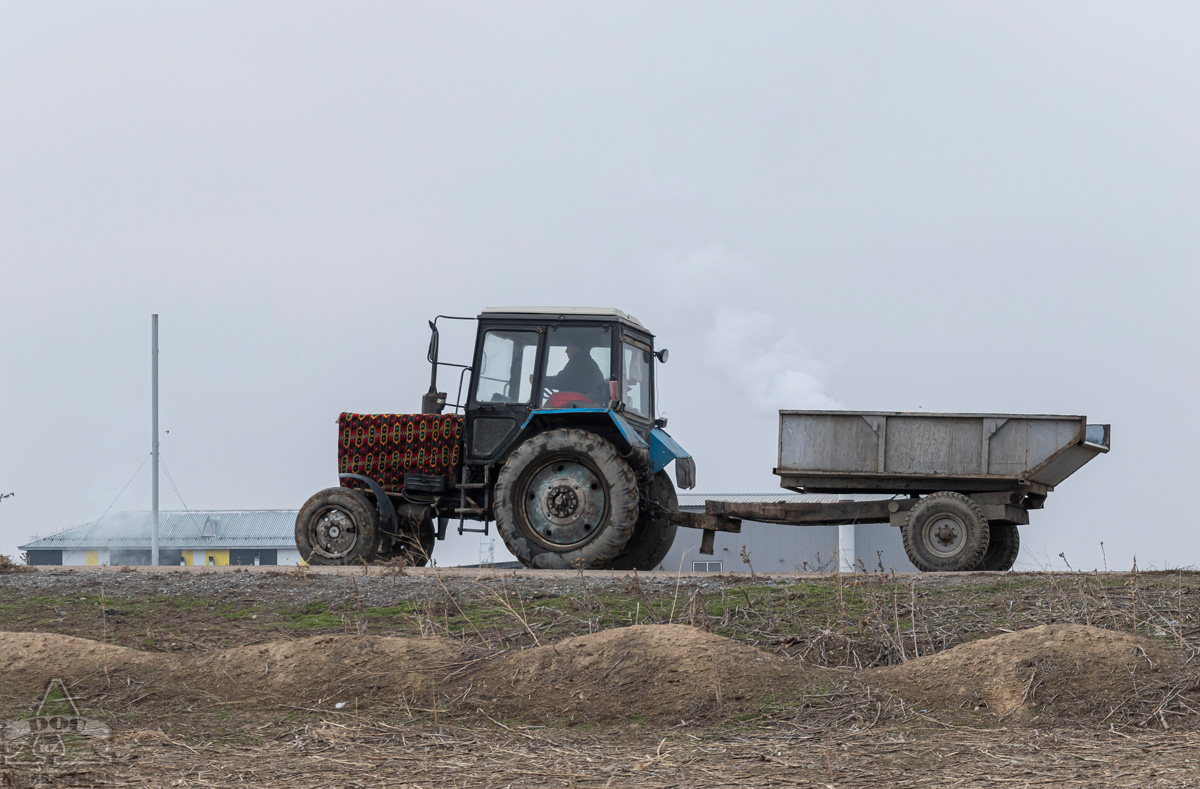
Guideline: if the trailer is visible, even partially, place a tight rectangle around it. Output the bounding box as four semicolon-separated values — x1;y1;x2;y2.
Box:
672;411;1110;572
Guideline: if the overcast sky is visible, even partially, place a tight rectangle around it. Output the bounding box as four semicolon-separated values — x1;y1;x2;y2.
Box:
2;3;1196;570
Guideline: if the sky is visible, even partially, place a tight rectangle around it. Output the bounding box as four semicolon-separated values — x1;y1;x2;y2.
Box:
2;3;1197;570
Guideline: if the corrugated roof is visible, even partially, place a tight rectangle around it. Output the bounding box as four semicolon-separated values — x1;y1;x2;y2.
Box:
19;510;299;550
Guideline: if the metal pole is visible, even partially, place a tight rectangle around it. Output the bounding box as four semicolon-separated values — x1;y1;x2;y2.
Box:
151;314;159;567
837;498;854;574
838;524;854;574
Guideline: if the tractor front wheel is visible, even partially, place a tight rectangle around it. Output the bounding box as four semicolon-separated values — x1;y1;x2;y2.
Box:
295;487;380;565
377;517;436;567
493;429;639;569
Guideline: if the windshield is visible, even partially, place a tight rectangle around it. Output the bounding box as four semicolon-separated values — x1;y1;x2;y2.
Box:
542;326;612;405
621;342;651;419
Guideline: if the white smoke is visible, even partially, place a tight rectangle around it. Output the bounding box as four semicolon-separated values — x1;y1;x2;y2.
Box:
704;307;842;414
641;243;843;415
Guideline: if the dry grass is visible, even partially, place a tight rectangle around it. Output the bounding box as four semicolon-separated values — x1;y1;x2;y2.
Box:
22;721;1200;788
3;567;1200;787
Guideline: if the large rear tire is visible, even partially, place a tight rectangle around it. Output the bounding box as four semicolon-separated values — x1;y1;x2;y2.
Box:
493;429;639;569
980;522;1020;571
901;492;990;572
610;471;678;571
295;487;379;565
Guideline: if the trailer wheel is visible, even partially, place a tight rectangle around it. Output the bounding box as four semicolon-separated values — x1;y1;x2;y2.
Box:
980;522;1020;571
494;428;639;569
295;487;379;565
902;492;990;572
610;471;679;571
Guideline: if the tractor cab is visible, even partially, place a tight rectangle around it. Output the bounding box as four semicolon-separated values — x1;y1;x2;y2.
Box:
461;307;661;465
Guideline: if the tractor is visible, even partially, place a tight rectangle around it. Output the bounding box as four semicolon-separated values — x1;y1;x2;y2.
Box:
295;307;695;569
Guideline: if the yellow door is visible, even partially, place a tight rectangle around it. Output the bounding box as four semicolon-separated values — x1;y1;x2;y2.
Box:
181;550;193;566
85;550;98;566
205;550;230;566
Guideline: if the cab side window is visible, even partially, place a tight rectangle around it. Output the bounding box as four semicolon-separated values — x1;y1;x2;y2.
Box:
474;330;538;404
622;342;651;419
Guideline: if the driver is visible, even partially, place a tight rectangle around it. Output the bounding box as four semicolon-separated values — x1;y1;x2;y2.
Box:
543;341;605;399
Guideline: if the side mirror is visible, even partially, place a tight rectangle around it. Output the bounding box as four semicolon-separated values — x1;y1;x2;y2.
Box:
427;320;440;364
655;348;669;363
423;319;445;414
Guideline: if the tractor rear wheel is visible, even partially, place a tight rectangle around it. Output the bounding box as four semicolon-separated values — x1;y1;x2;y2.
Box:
610;471;678;571
901;492;990;572
493;429;639;569
295;487;380;565
980;522;1020;571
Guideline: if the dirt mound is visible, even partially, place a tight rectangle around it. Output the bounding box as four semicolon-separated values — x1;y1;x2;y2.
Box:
0;631;473;708
0;626;795;724
875;624;1197;723
0;632;159;686
463;624;797;723
6;624;1193;729
204;635;464;700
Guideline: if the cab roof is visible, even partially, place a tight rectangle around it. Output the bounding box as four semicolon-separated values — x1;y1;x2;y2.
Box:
480;306;646;329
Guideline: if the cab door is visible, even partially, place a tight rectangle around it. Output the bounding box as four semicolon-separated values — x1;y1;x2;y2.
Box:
466;326;542;462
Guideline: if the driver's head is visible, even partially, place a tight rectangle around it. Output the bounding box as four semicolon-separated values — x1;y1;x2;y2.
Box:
565;342;584;358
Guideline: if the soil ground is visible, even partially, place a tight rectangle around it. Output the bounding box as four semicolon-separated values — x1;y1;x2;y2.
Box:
1;565;1199;787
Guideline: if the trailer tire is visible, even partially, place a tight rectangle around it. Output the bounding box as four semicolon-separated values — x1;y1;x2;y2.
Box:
494;428;639;569
980;522;1020;571
295;487;379;565
902;492;990;572
610;471;679;571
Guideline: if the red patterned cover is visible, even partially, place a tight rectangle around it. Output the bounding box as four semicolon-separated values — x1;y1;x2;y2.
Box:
337;412;464;492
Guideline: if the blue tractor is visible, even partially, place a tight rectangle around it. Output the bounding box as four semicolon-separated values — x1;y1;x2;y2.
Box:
295;307;696;569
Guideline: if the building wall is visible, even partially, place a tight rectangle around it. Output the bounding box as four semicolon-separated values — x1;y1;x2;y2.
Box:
186;549;229;566
179;549;283;566
47;547;290;566
62;549;110;566
277;548;305;566
661;513;917;574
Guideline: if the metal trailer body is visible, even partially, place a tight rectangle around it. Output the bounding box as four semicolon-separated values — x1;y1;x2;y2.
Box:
775;411;1110;495
673;411;1110;571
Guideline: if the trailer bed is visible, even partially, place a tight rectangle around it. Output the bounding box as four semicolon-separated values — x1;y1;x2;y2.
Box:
776;411;1110;494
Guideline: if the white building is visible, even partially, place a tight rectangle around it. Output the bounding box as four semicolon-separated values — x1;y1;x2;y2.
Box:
20;510;303;566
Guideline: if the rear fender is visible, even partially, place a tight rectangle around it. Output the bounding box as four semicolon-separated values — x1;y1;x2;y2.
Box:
650;427;696;490
516;409;651;469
